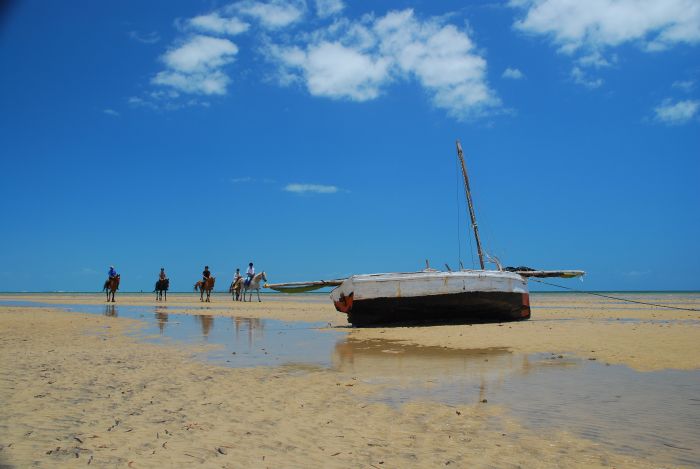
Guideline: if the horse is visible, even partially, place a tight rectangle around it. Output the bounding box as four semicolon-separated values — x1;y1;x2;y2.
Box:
194;277;216;302
155;278;169;302
103;275;120;302
229;277;243;301
241;272;267;302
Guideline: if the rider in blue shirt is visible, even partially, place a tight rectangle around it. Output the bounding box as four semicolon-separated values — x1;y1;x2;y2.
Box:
108;266;117;278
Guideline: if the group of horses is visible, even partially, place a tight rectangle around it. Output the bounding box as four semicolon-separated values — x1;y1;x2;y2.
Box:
102;272;268;303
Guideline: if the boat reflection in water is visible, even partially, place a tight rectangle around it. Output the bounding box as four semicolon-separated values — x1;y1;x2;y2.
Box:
332;338;558;406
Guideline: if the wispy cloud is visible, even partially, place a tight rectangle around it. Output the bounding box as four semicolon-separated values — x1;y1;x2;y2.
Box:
128;30;161;44
502;67;524;80
314;0;344;18
103;108;120;117
571;66;603;89
152;35;238;95
188;13;250;36
228;0;306;29
284;183;339;194
511;0;700;87
654;98;700;125
232;177;276;184
672;80;696;92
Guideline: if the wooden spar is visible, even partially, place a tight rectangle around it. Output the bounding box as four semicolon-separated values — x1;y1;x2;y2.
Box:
512;270;585;278
456;140;486;270
264;279;345;289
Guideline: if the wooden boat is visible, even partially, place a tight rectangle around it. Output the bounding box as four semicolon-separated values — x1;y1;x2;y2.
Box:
266;140;584;326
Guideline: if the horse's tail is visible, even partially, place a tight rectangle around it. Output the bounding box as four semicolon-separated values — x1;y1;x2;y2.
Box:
103;280;109;291
194;282;199;292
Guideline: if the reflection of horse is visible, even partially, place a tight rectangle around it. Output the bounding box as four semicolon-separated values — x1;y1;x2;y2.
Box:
229;277;243;301
196;315;214;337
194;277;216;302
155;278;169;301
103;275;120;302
104;304;117;317
155;308;168;334
242;272;267;302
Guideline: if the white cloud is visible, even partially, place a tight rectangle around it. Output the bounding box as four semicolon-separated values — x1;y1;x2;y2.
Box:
502;67;524;79
266;9;500;119
103;108;120;117
315;0;344;18
160;35;238;73
153;35;238;95
654;98;700;124
230;0;305;29
513;0;700;52
284;183;339;194
270;41;390;100
672;79;695;92
189;13;250;36
128;30;161;44
512;0;700;86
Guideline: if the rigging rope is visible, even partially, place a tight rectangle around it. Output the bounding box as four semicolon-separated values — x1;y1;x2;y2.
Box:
455;154;462;268
530;278;700;312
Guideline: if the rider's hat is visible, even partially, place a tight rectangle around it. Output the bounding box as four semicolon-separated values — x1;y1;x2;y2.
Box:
249;262;253;266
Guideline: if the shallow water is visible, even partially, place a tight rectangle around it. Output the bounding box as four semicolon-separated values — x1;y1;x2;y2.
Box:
0;300;343;368
2;299;699;466
334;339;700;466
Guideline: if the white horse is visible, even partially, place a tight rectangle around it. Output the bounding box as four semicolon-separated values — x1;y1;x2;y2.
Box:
241;272;267;302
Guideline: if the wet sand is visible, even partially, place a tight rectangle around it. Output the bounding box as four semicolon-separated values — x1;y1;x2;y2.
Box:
1;293;698;467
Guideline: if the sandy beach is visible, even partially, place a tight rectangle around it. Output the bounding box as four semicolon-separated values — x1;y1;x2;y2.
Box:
1;292;698;467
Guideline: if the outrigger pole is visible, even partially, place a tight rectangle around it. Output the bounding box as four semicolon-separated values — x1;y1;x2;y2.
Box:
456;140;486;270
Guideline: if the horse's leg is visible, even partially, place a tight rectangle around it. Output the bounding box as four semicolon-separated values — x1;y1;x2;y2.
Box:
257;288;261;302
164;290;167;302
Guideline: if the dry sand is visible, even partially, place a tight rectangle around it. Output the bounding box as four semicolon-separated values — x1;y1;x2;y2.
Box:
1;292;698;467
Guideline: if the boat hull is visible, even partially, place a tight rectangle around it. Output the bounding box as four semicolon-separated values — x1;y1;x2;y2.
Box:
346;291;529;326
331;271;530;327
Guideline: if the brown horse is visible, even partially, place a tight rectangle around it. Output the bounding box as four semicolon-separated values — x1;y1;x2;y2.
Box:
155;278;169;302
229;277;243;301
194;277;216;302
103;275;120;302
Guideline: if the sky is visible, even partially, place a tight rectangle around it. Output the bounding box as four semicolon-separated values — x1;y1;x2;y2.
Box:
0;0;699;292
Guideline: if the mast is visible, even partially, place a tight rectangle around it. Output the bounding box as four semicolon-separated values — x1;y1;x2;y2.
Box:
456;140;485;270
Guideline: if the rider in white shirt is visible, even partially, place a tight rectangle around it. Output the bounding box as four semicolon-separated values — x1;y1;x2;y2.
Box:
245;263;255;285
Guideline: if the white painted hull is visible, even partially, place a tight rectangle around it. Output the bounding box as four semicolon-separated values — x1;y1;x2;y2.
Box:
330;270;530;326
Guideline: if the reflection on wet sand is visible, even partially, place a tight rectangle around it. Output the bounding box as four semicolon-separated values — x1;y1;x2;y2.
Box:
104;304;117;317
233;317;264;348
195;315;214;338
333;337;700;467
334;338;518;378
155;307;168;334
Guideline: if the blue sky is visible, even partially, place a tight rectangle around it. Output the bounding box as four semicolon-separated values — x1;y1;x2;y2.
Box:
1;0;699;292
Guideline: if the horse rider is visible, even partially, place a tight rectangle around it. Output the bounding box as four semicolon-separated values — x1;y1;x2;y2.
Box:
245;262;255;287
233;268;242;285
108;265;118;280
159;268;167;281
202;265;211;285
